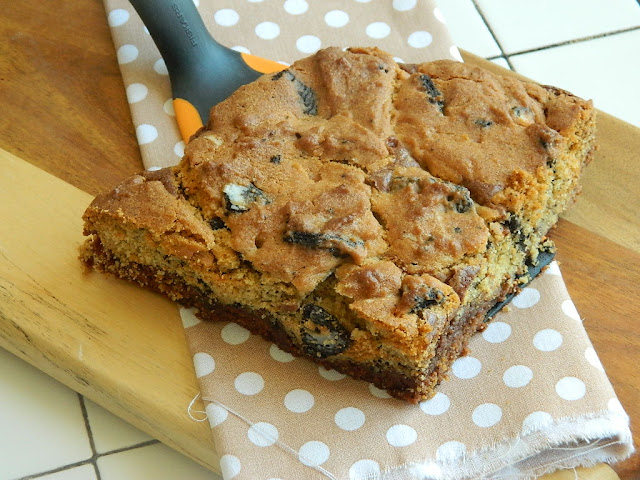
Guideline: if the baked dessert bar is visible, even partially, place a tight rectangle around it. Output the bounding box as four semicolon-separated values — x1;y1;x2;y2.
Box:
81;47;595;403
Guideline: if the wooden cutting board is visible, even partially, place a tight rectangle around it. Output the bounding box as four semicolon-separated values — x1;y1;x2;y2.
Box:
0;1;638;471
0;145;635;480
0;148;217;466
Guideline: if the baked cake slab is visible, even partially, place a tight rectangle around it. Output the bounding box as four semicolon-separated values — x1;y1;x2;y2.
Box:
81;47;595;403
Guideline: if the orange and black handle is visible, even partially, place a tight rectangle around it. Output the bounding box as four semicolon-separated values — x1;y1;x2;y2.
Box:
129;0;286;143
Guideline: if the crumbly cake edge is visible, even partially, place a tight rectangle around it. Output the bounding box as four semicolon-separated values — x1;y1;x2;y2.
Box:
80;235;553;403
78;49;595;403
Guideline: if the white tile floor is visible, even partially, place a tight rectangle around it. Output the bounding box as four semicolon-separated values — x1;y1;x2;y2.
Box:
2;2;638;479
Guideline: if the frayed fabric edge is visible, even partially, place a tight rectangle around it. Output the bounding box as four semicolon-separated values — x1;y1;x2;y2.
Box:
196;393;633;480
361;410;634;480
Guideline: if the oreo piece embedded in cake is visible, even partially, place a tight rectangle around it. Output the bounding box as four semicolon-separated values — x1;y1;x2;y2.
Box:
80;47;596;403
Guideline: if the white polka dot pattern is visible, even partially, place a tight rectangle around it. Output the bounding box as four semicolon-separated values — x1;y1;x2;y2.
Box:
451;356;481;379
284;389;315;413
296;35;322;54
269;344;295;363
482;321;511;343
319;367;346;380
117;44;138;64
585;347;604;371
419;392;450;416
234;372;264;395
219;454;241;479
179;307;200;328
386;424;417;447
108;8;130;27
472;403;503;428
193;352;215;378
533;328;563;351
608;398;625;416
178;228;624;478
349;459;380;479
153;58;168;75
255;21;280;40
512;287;541;308
230;45;250;54
214;9;239;27
433;7;446;24
436;441;466;462
135;124;157;144
335;407;366;431
205;403;228;428
107;0;460;169
221;323;250;345
366;22;391;39
162;98;175;116
545;261;562;276
106;0;628;476
325;10;349;28
503;365;533;388
562;299;582;321
449;45;464;62
298;441;330;466
521;411;553;434
556;377;586;401
126;83;147;104
283;0;308;15
247;422;279;447
172;141;185;158
408;31;433;48
368;383;391;399
393;0;417;11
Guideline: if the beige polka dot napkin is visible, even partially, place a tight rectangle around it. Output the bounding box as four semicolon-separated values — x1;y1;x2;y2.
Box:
104;0;460;169
181;265;632;479
103;0;633;478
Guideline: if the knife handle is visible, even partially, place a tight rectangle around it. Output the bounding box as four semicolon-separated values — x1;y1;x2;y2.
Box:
128;0;285;142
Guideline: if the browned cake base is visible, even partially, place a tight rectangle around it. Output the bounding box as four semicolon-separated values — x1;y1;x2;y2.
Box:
81;47;594;403
82;234;551;403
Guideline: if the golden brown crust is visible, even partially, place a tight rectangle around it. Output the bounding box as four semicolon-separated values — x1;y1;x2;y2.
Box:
81;47;595;402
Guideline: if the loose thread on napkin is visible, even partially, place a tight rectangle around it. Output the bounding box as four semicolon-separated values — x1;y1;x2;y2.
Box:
104;0;635;476
537;440;626;471
486;439;625;480
187;393;208;422
395;411;631;480
202;396;339;480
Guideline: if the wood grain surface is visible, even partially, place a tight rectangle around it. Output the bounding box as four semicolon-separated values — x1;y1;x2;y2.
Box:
0;149;630;479
0;1;638;478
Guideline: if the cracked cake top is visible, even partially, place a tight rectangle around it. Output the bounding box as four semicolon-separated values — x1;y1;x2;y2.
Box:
90;47;592;297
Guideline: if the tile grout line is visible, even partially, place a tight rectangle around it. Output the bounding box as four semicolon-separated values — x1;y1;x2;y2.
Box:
13;396;161;480
99;438;162;458
13;441;162;480
77;394;102;480
495;25;640;58
469;0;516;70
6;8;636;480
15;459;96;480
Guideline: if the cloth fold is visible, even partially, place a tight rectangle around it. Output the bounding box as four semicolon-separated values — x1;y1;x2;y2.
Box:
179;266;632;479
103;0;634;478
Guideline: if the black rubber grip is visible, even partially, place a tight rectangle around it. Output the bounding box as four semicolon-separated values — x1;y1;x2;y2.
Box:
128;0;262;122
